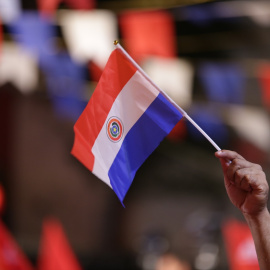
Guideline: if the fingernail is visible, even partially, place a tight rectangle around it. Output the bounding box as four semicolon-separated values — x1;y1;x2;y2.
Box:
226;159;232;165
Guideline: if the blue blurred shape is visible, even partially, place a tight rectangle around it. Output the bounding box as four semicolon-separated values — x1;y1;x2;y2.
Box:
40;53;87;121
8;11;57;57
187;105;228;147
199;63;245;104
181;4;215;25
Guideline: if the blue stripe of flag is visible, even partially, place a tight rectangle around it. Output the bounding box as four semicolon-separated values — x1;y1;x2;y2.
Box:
108;93;183;204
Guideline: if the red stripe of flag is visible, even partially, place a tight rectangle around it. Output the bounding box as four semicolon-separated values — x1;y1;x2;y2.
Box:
71;48;137;171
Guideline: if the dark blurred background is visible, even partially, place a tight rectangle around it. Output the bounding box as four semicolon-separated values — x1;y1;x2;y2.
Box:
0;0;270;269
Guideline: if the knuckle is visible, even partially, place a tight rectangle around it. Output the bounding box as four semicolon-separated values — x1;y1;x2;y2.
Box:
255;164;262;170
231;159;240;167
242;174;250;182
242;174;255;186
261;184;269;196
235;170;242;179
260;170;266;177
263;179;269;191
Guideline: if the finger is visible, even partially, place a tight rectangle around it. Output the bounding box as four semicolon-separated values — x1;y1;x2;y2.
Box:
215;150;233;174
232;168;267;192
233;168;257;191
226;158;256;182
217;158;236;187
215;150;245;162
218;156;229;173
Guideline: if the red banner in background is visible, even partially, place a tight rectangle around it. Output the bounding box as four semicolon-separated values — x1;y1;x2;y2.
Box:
119;10;177;63
0;184;5;215
64;0;95;10
37;218;82;270
222;219;259;270
0;220;34;270
258;64;270;111
38;0;59;16
38;0;95;15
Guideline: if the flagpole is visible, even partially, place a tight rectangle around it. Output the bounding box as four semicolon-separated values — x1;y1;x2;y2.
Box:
114;40;221;151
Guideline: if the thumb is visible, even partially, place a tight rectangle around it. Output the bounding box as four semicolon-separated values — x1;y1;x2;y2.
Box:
215;151;231;174
219;158;228;173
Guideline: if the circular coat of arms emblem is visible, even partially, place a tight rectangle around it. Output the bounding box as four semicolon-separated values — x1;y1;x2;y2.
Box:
106;117;123;142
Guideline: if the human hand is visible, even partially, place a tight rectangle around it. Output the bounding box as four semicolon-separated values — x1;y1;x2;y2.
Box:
215;150;269;216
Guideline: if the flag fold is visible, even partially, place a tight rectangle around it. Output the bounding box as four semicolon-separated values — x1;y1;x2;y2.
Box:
71;47;183;204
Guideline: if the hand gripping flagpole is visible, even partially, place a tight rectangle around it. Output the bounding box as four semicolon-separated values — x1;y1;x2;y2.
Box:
113;40;221;151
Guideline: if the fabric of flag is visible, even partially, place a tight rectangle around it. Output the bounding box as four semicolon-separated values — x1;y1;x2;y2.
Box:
119;10;177;63
222;219;259;270
0;220;34;270
71;48;183;204
37;218;82;270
